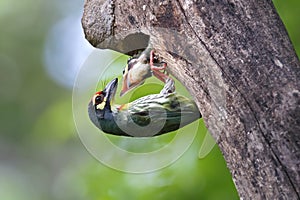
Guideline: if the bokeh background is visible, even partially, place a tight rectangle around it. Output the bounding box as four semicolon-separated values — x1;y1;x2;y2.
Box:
0;0;299;199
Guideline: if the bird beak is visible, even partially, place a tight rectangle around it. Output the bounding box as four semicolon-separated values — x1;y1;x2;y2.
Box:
120;75;129;97
120;64;129;97
104;78;118;104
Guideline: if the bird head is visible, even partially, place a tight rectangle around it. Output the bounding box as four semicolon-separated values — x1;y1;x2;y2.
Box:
88;78;118;125
120;53;151;96
120;57;134;97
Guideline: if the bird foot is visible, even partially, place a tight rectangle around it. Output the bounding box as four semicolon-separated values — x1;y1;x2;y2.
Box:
160;78;175;95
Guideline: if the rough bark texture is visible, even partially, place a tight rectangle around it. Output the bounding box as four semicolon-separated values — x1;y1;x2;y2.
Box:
82;0;300;199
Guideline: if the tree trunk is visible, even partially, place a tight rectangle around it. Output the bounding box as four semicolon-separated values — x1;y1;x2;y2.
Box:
81;0;300;199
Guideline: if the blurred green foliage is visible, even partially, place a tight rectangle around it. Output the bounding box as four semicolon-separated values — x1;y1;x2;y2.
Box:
273;0;300;56
0;0;299;199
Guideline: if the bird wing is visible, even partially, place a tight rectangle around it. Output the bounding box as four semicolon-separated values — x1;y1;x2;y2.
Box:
127;93;200;126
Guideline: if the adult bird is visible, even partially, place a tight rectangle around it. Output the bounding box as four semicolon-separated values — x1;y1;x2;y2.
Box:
88;78;201;137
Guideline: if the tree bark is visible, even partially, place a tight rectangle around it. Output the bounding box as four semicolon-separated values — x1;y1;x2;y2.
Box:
82;0;300;199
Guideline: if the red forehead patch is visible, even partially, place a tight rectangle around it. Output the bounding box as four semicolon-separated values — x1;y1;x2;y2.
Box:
95;91;102;95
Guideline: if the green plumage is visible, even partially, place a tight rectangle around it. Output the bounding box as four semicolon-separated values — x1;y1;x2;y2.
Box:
88;78;201;137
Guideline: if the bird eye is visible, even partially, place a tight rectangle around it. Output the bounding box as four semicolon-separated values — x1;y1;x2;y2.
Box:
122;69;125;74
95;95;103;104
